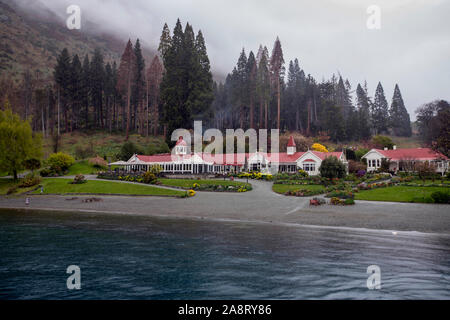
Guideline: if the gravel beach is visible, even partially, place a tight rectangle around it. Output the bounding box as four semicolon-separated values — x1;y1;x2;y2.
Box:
1;179;449;234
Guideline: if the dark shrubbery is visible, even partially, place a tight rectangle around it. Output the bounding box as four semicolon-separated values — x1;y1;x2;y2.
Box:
430;191;450;204
142;171;157;184
319;156;346;180
71;174;87;184
118;142;143;161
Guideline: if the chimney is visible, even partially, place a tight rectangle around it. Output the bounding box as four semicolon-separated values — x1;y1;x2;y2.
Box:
393;145;397;150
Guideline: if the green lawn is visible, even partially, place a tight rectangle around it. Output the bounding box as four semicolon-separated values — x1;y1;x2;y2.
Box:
355;186;450;203
272;184;326;194
159;178;251;189
66;160;104;176
33;178;186;197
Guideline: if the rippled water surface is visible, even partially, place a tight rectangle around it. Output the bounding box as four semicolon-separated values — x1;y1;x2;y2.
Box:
0;210;449;299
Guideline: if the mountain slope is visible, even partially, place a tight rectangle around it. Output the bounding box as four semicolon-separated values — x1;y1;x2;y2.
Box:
0;1;128;81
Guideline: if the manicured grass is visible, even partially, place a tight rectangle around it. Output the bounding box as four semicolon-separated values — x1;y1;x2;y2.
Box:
272;184;326;194
355;186;450;203
66;160;104;176
159;178;251;189
32;178;186;197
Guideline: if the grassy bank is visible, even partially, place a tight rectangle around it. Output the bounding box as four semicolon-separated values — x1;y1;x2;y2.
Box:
272;184;326;194
355;186;450;203
65;160;104;176
159;178;252;190
32;178;186;197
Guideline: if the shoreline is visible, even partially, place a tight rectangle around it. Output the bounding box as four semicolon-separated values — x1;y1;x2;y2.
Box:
1;190;449;234
1;205;449;238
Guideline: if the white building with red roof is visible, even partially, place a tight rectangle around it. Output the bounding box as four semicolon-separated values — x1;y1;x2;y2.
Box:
361;146;449;174
116;136;347;175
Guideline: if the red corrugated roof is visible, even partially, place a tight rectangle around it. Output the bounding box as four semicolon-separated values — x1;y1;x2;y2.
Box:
287;136;296;147
375;148;448;161
136;151;346;165
311;151;343;160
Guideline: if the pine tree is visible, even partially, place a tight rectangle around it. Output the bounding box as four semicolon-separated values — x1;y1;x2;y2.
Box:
117;39;135;140
70;54;82;131
356;83;372;140
246;51;257;129
90;48;105;128
191;29;214;121
53;48;72;133
389;84;412;136
158;23;172;60
81;54;90;129
132;39;146;134
372;82;389;134
256;46;270;129
147;55;163;136
160;19;213;139
270;37;285;129
233;48;248;128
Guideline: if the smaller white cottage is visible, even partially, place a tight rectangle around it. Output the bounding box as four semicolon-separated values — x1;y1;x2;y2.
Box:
361;146;449;174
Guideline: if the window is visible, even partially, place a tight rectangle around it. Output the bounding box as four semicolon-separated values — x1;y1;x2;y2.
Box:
303;163;316;172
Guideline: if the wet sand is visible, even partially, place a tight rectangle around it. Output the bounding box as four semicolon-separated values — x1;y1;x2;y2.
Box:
0;179;449;234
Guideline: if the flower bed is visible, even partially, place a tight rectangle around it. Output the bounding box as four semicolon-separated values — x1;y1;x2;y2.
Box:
283;189;324;197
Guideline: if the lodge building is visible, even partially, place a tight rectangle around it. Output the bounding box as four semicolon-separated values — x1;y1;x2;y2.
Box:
110;136;348;176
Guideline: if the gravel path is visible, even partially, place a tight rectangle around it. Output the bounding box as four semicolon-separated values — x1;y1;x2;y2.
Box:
1;179;449;234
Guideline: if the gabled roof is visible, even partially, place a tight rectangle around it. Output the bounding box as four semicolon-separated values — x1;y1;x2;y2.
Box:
287;136;296;147
374;148;447;161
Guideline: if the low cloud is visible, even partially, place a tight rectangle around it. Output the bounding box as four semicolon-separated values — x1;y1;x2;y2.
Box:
15;0;450;118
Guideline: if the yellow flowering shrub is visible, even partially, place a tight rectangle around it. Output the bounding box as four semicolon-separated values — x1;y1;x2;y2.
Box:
311;143;328;153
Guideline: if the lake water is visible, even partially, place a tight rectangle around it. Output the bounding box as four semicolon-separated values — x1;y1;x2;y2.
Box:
0;210;449;299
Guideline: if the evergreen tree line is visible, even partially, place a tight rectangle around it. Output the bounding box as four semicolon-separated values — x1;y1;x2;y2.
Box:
1;23;412;144
52;41;166;140
212;38;412;142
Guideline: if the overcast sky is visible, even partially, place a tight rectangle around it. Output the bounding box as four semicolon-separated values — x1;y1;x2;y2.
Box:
18;0;450;119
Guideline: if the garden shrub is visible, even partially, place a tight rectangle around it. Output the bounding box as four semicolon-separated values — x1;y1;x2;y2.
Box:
311;143;328;153
142;171;157;184
430;191;450;204
18;173;41;188
319;156;346;180
88;156;108;169
72;174;86;184
47;152;75;173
